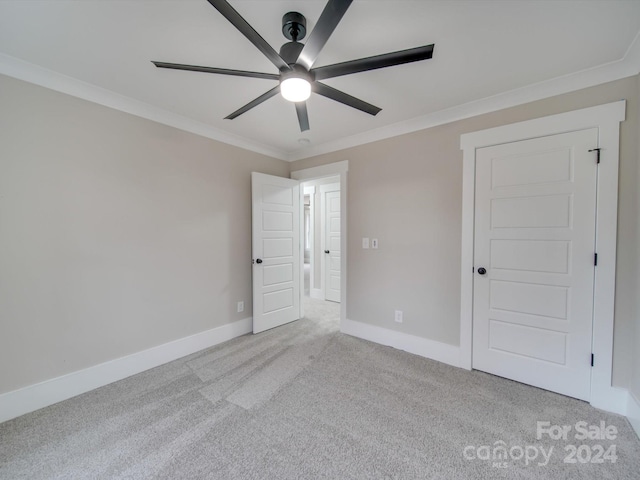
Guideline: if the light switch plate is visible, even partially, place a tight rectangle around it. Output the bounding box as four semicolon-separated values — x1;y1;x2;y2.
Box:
362;237;369;249
372;238;378;249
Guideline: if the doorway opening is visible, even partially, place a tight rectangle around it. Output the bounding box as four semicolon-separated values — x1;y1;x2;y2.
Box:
292;161;348;329
301;176;340;303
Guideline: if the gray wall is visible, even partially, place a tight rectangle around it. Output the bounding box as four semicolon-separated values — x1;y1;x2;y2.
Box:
2;70;638;398
291;75;640;389
0;74;289;394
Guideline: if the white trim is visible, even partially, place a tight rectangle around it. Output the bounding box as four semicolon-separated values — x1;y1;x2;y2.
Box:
459;101;626;150
589;110;624;414
623;30;640;72
320;183;340;302
459;145;476;371
319;184;340;193
303;186;316;294
342;319;462;368
459;100;626;414
298;183;305;320
591;387;629;417
4;34;638;165
291;160;349;179
286;38;640;162
291;161;348;326
0;317;252;424
0;53;286;161
627;391;640;440
319;187;325;301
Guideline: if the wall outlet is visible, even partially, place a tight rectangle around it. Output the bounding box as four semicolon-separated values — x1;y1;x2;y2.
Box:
362;237;369;249
394;310;403;323
371;238;378;249
237;301;244;313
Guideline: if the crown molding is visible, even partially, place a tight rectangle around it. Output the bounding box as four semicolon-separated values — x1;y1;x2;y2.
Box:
2;28;639;165
287;31;640;162
0;53;288;161
623;30;640;71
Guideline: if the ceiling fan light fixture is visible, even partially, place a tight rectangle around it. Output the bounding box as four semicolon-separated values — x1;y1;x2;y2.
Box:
153;1;435;132
280;76;311;102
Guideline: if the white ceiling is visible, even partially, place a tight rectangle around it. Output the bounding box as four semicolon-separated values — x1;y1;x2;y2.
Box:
1;0;639;161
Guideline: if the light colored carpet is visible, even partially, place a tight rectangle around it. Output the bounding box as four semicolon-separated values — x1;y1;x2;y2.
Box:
1;298;639;479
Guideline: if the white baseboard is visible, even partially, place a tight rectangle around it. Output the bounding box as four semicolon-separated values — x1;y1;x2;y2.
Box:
590;384;630;416
310;288;323;300
0;317;252;424
627;391;640;440
341;318;462;368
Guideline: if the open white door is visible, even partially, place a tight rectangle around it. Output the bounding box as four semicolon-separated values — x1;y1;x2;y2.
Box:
252;172;301;334
321;185;341;303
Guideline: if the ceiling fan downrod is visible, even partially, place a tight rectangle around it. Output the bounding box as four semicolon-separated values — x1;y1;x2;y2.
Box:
152;0;434;133
280;12;307;65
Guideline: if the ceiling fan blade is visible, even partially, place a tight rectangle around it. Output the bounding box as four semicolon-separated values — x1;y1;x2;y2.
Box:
225;85;280;120
206;0;289;71
295;102;310;132
313;44;434;80
297;0;352;70
313;82;381;116
152;61;279;80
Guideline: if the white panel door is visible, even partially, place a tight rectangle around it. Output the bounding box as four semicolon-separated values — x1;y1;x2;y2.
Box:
323;187;341;303
252;172;300;334
473;128;598;401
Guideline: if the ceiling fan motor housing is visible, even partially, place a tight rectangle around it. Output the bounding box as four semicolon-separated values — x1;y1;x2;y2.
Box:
280;63;314;83
152;0;434;132
282;12;306;41
279;41;304;66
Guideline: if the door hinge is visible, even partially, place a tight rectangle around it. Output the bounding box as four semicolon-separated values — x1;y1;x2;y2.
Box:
591;353;595;367
594;253;598;266
588;147;601;164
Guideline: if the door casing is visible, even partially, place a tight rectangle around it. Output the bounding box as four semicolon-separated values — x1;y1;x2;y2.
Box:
459;101;626;414
291;161;348;327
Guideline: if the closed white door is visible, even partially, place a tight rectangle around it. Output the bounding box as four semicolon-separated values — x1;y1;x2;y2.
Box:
252;172;300;334
322;187;341;303
473;128;598;401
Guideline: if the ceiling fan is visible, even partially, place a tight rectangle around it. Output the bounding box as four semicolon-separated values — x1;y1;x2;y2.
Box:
152;0;434;132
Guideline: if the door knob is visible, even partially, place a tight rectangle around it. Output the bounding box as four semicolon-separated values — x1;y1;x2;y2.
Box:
477;267;486;275
324;250;330;254
256;258;263;264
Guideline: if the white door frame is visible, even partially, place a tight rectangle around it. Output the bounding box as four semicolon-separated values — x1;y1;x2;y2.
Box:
291;161;348;325
459;101;626;414
303;185;316;297
320;183;341;302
